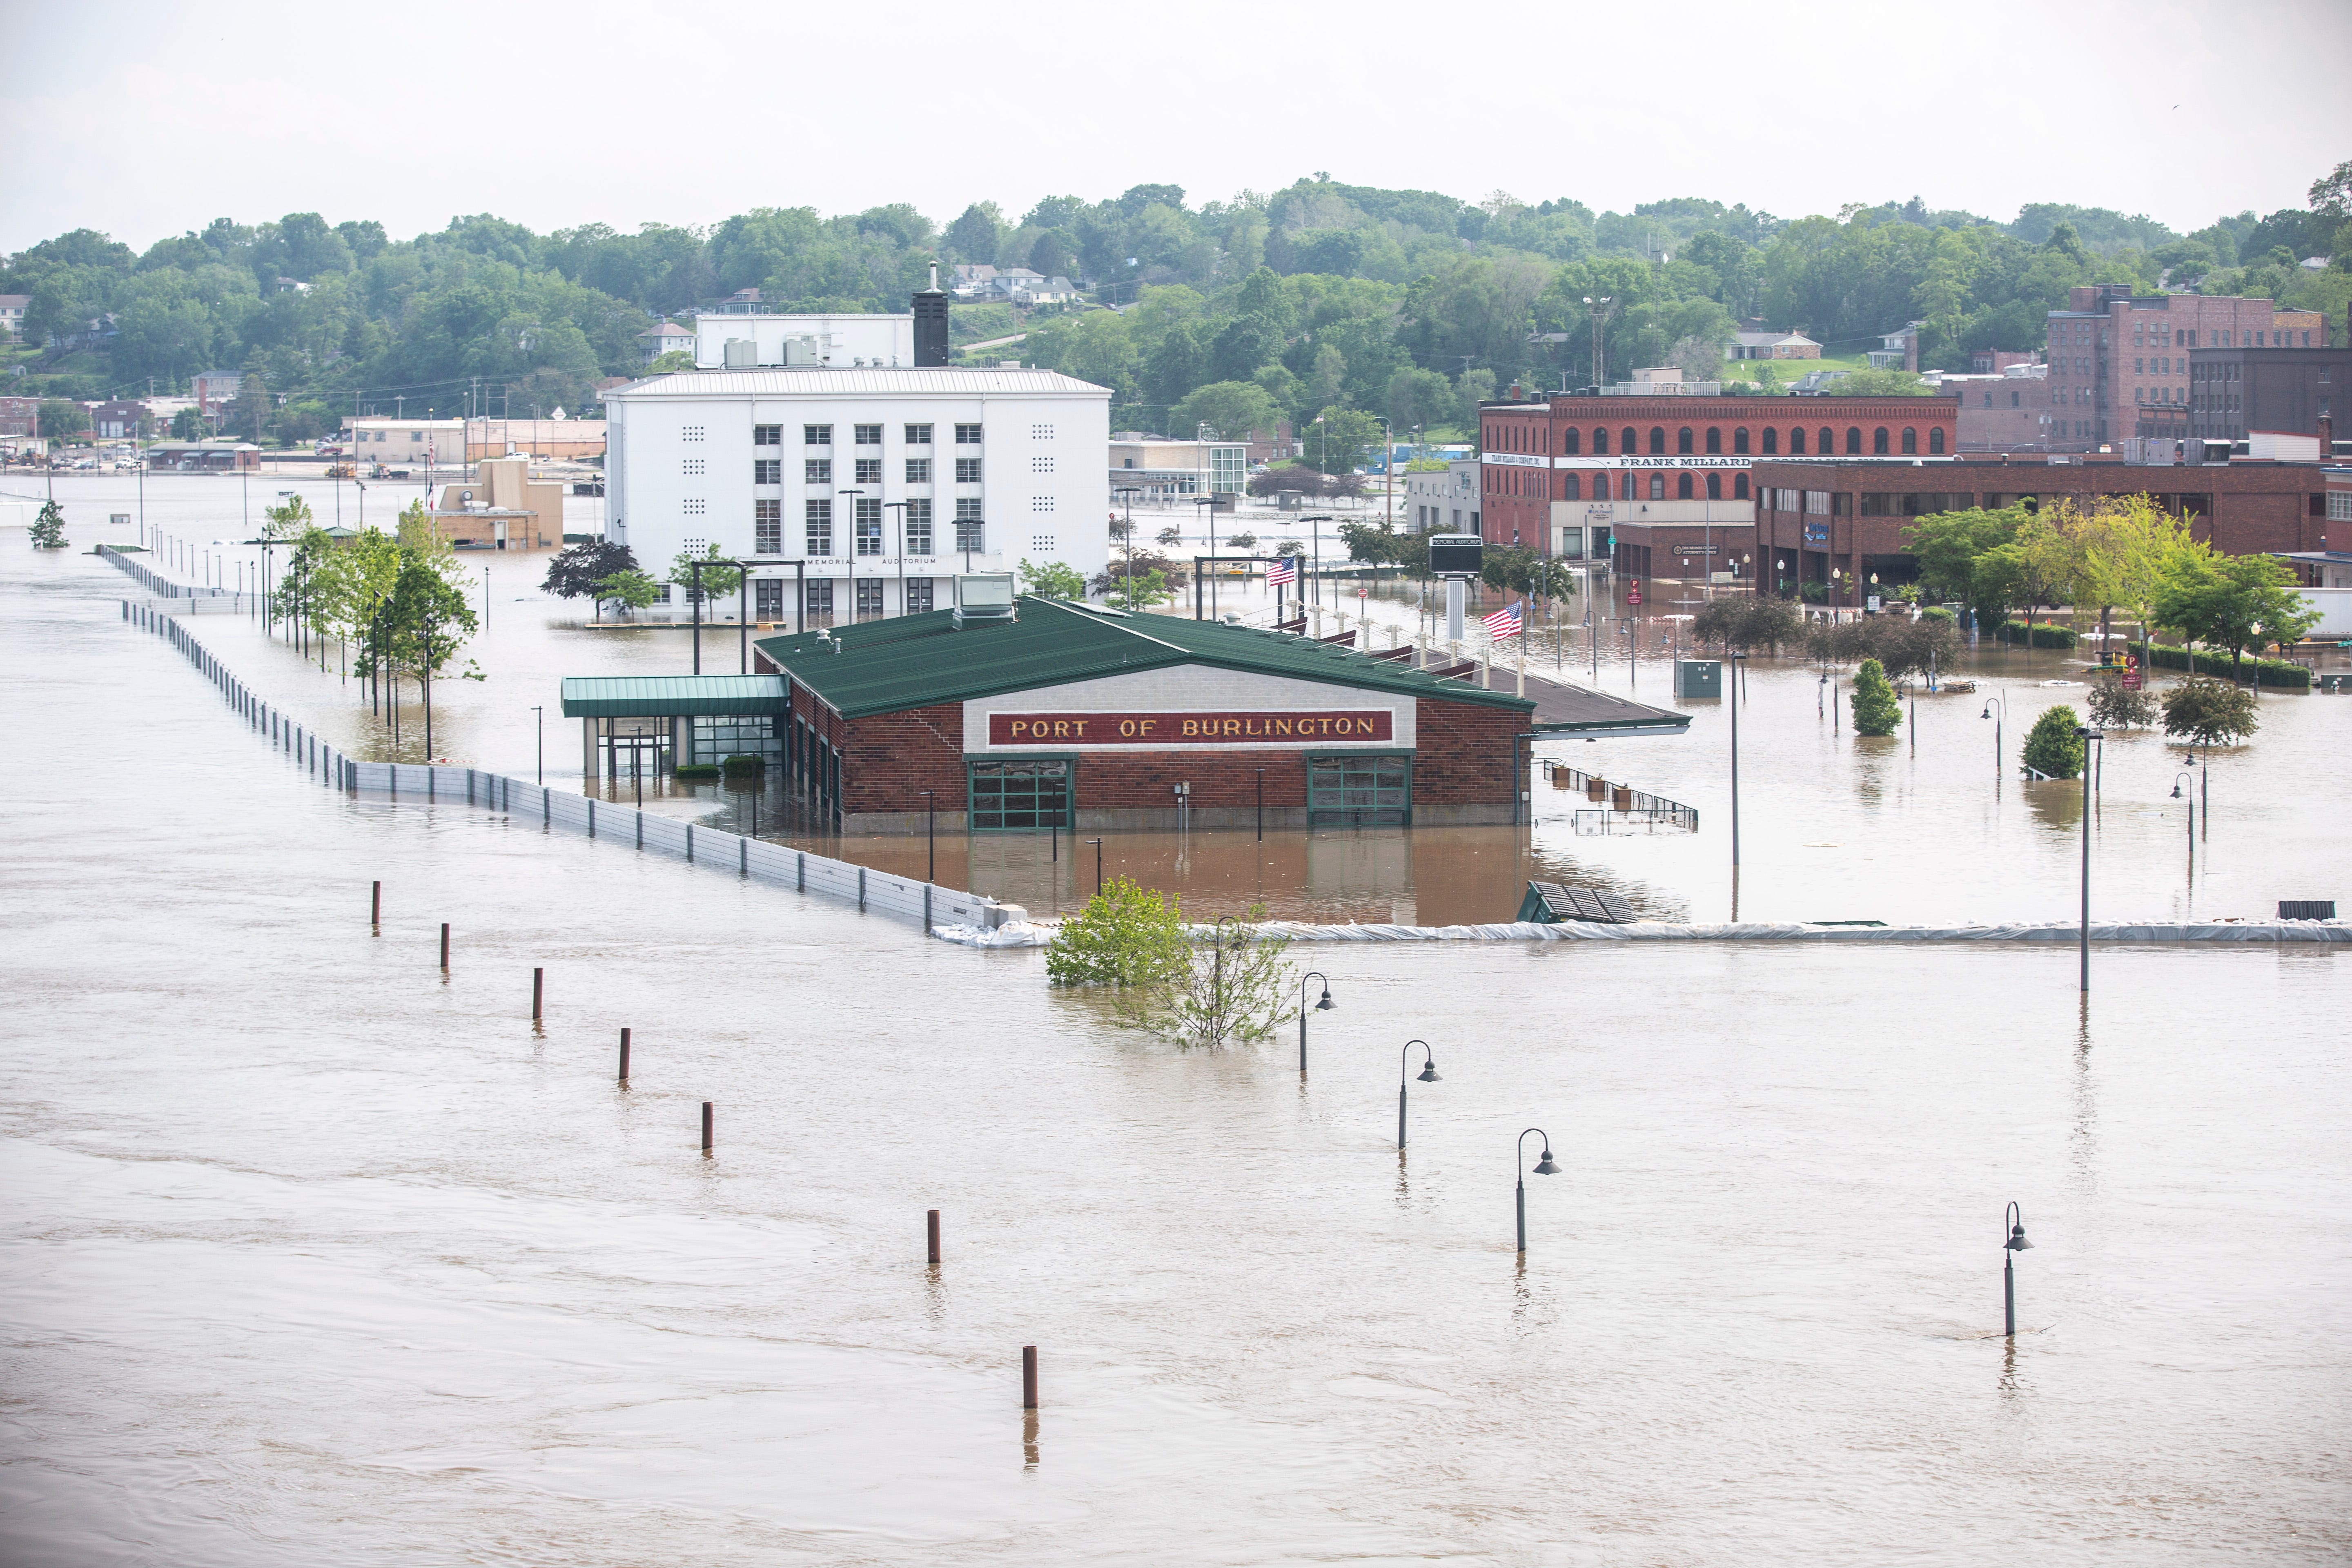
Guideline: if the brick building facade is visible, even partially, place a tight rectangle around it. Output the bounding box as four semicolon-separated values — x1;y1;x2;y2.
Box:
1942;365;2056;451
1477;394;1961;584
2186;345;2349;443
2044;285;2323;452
1748;455;2334;604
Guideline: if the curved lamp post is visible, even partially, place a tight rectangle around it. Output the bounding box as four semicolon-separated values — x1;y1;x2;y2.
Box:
1980;695;2007;779
1397;1039;1439;1149
2074;726;2103;990
2171;771;2195;860
1296;970;1334;1074
2003;1202;2033;1337
1515;1128;1560;1254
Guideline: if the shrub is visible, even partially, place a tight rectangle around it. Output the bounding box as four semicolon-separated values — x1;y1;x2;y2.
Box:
1997;619;2078;648
1849;658;1902;736
1047;876;1191;989
2021;704;2087;779
720;753;766;777
28;499;66;549
2161;677;2259;747
2085;676;2156;731
673;764;722;781
2144;641;2310;689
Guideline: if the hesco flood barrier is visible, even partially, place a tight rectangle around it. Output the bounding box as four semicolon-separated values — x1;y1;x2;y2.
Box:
120;599;1024;937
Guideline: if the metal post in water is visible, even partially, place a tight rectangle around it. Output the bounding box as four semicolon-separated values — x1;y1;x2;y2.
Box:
701;1101;713;1154
927;1209;941;1266
371;881;381;929
1022;1345;1038;1410
618;1028;631;1082
532;967;543;1022
440;922;450;970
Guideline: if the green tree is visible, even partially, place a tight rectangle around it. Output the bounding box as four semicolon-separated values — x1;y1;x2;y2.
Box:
2160;676;2259;746
1171;380;1280;440
39;398;92;441
1385;366;1459;433
942;202;1005;263
1848;657;1902;736
592;568;663;618
642;350;695;374
28;499;67;548
1304;406;1380;474
2086;675;2157;731
2154;548;2321;677
1103;566;1173;610
1046;877;1191;988
384;550;479;757
1018;560;1087;599
1146;910;1298;1049
1819;368;1935;397
2020;704;2087;778
669;543;743;604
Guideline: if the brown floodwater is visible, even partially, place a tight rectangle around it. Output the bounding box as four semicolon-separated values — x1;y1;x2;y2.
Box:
5;481;2350;1565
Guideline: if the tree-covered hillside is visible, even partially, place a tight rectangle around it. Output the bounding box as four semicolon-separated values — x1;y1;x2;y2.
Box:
6;166;2345;444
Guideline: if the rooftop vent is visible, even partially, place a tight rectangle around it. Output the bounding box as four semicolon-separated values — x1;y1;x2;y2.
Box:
951;572;1017;628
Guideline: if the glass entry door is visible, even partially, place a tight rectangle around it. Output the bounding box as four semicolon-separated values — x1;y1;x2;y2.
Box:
968;760;1071;830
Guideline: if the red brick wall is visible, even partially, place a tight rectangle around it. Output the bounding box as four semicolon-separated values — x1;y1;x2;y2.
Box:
825;691;1528;815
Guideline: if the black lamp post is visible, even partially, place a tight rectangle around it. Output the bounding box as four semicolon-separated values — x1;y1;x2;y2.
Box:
531;704;543;783
1296;970;1334;1074
1397;1039;1439;1149
1192;495;1221;617
2003;1202;2033;1337
2171;771;2195;862
921;789;935;881
1728;651;1748;871
2076;727;2103;990
1086;838;1103;895
1980;695;2006;780
1515;1127;1560;1254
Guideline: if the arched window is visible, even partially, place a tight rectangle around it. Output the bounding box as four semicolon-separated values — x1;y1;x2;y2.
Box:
1562;428;1580;455
1872;427;1889;454
1820;428;1835;454
1900;427;1918;454
1705;428;1722;454
1560;474;1580;500
1928;428;1946;455
1677;473;1694;499
1648;427;1666;454
1733;474;1749;500
1621;427;1637;454
1733;428;1750;454
1677;427;1694;454
1649;473;1666;499
1789;427;1806;454
1761;428;1778;454
1593;427;1609;455
1706;472;1722;499
1846;428;1862;454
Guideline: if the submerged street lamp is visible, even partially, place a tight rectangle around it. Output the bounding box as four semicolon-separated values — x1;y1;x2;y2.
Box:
2076;726;2103;990
2172;771;2195;862
1296;970;1335;1074
1515;1128;1560;1254
1980;695;2007;780
2004;1202;2034;1337
1397;1039;1439;1150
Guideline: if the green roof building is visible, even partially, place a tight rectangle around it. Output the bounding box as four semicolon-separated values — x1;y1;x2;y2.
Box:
748;594;1684;832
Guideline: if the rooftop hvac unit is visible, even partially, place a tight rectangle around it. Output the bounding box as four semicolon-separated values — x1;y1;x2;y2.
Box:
722;339;756;370
952;572;1017;628
782;336;822;367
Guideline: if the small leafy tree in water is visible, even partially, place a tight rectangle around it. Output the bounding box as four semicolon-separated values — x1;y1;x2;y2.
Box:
27;499;67;548
1150;910;1297;1050
1848;658;1902;736
2086;675;2157;731
543;539;638;599
592;568;664;619
2161;676;2259;747
1047;877;1191;989
2021;704;2087;779
1018;559;1089;600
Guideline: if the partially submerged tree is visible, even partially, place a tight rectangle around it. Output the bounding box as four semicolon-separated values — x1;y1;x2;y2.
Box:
2020;703;2087;779
2085;675;2157;731
543;539;639;599
1018;560;1088;599
1047;882;1297;1049
2161;677;2259;747
2154;548;2321;679
1848;657;1902;736
27;499;66;548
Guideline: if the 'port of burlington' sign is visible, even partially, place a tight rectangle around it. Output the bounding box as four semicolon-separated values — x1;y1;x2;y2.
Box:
989;710;1395;745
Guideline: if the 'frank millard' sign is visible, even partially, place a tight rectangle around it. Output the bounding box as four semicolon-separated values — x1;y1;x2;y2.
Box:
990;710;1395;746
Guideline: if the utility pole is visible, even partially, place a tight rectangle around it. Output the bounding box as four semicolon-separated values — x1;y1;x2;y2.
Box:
1584;296;1617;389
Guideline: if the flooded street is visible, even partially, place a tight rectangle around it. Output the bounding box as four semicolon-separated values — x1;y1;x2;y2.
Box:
5;487;2351;1564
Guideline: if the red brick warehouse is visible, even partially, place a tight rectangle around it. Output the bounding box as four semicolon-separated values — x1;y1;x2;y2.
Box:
1475;391;1961;586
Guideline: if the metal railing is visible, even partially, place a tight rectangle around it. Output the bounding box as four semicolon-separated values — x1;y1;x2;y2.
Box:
100;543;229;600
119;598;1019;935
1542;761;1698;831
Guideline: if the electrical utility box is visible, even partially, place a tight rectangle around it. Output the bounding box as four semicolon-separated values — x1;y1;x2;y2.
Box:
1675;659;1722;699
1428;533;1483;577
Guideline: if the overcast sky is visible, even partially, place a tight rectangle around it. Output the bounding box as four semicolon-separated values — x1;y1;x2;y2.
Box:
6;0;2348;256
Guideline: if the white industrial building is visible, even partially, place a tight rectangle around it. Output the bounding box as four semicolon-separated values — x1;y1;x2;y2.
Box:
603;366;1114;627
693;313;915;370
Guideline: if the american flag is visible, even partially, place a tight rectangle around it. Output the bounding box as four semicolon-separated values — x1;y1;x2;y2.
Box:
1483;601;1523;640
1266;557;1298;586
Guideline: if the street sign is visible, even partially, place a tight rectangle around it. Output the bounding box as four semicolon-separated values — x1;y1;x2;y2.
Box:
1627;584;1643;606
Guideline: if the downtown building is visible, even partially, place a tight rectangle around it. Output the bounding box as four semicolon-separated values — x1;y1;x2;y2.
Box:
1476;380;1960;585
2044;284;2323;451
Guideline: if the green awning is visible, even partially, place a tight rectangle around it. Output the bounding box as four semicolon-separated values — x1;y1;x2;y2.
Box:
558;675;791;719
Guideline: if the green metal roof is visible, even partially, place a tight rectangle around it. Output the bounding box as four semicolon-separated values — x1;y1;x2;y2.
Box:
559;674;791;719
753;597;1540;720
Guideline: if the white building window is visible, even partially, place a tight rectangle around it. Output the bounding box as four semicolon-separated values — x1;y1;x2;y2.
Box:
1030;496;1055;512
853;423;883;445
855;497;883;555
1032;535;1056;553
906;458;931;483
682;499;706;516
804;424;832;445
906;498;933;554
855;458;882;484
904;423;933;445
956;459;983;483
956;423;983;444
683;458;706;476
805;459;831;484
806;499;832;555
1031;423;1054;439
1031;455;1054;474
683;425;705;441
